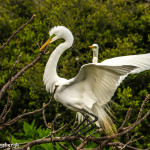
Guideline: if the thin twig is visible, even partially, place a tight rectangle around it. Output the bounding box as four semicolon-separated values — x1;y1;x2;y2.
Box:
0;54;22;122
9;54;22;81
126;133;129;143
0;14;36;50
72;117;87;133
120;133;137;150
83;130;99;142
137;94;150;121
108;141;147;150
1;101;13;122
42;109;51;129
77;140;87;150
72;121;78;131
57;142;68;150
54;123;68;134
0;84;13;120
69;141;77;150
0;44;49;101
129;135;144;144
36;42;41;50
118;108;132;131
0;95;53;131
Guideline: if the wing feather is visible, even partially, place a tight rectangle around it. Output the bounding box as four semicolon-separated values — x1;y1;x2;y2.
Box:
101;53;150;73
69;64;137;108
101;53;150;85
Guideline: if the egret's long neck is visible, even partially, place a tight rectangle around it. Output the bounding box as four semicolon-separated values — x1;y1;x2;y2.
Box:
43;40;72;93
93;51;98;63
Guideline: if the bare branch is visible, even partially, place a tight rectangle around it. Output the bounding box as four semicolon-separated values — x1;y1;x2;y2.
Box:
9;54;22;81
72;117;86;132
0;54;22;122
57;142;68;150
42;109;51;129
0;94;53;131
0;14;36;51
137;94;150;121
77;140;87;150
106;109;150;140
0;84;13;121
118;108;132;131
36;42;41;50
120;133;137;150
0;46;49;101
1;101;13;122
69;141;77;150
108;141;147;150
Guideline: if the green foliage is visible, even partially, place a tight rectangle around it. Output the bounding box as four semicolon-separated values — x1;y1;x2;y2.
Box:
0;0;150;148
10;120;54;150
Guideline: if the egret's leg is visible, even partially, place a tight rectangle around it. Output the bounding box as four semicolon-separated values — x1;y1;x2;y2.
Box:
73;116;87;132
65;109;98;138
80;109;97;135
82;113;93;132
61;114;87;138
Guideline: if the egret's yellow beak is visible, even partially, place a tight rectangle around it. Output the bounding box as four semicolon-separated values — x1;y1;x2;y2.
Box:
89;46;94;49
40;38;52;51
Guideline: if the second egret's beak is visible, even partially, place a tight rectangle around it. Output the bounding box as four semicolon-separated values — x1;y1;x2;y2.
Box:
40;38;52;51
89;46;94;49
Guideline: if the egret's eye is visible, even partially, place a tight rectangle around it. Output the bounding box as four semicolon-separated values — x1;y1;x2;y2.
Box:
50;34;56;39
94;46;97;48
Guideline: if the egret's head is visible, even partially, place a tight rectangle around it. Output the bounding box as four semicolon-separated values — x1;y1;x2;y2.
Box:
40;26;74;51
89;44;99;53
49;26;74;44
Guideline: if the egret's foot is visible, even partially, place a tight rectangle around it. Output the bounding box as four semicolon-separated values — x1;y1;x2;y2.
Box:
65;109;98;138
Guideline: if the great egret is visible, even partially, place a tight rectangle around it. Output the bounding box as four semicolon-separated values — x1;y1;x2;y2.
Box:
41;26;150;135
89;44;99;63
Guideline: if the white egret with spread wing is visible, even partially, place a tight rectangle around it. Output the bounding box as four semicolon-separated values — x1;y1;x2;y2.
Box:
41;26;150;134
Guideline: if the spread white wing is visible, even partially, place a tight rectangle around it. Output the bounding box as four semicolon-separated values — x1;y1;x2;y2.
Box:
69;53;150;109
101;53;150;73
68;64;137;109
100;53;150;85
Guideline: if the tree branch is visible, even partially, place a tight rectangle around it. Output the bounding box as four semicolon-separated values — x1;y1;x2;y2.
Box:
137;94;150;121
0;14;36;51
0;94;53;131
0;46;49;101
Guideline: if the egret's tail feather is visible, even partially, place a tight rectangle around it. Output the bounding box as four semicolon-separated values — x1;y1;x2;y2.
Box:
92;104;116;135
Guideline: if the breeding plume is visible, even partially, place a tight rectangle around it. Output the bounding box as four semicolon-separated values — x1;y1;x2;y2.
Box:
41;26;150;134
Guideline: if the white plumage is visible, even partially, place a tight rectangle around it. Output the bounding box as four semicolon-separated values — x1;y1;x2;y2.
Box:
42;26;150;134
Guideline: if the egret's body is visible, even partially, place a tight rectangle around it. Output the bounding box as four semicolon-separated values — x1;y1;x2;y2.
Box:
42;26;150;134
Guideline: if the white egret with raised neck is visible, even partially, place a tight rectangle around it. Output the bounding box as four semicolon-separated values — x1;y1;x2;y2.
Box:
41;26;150;135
